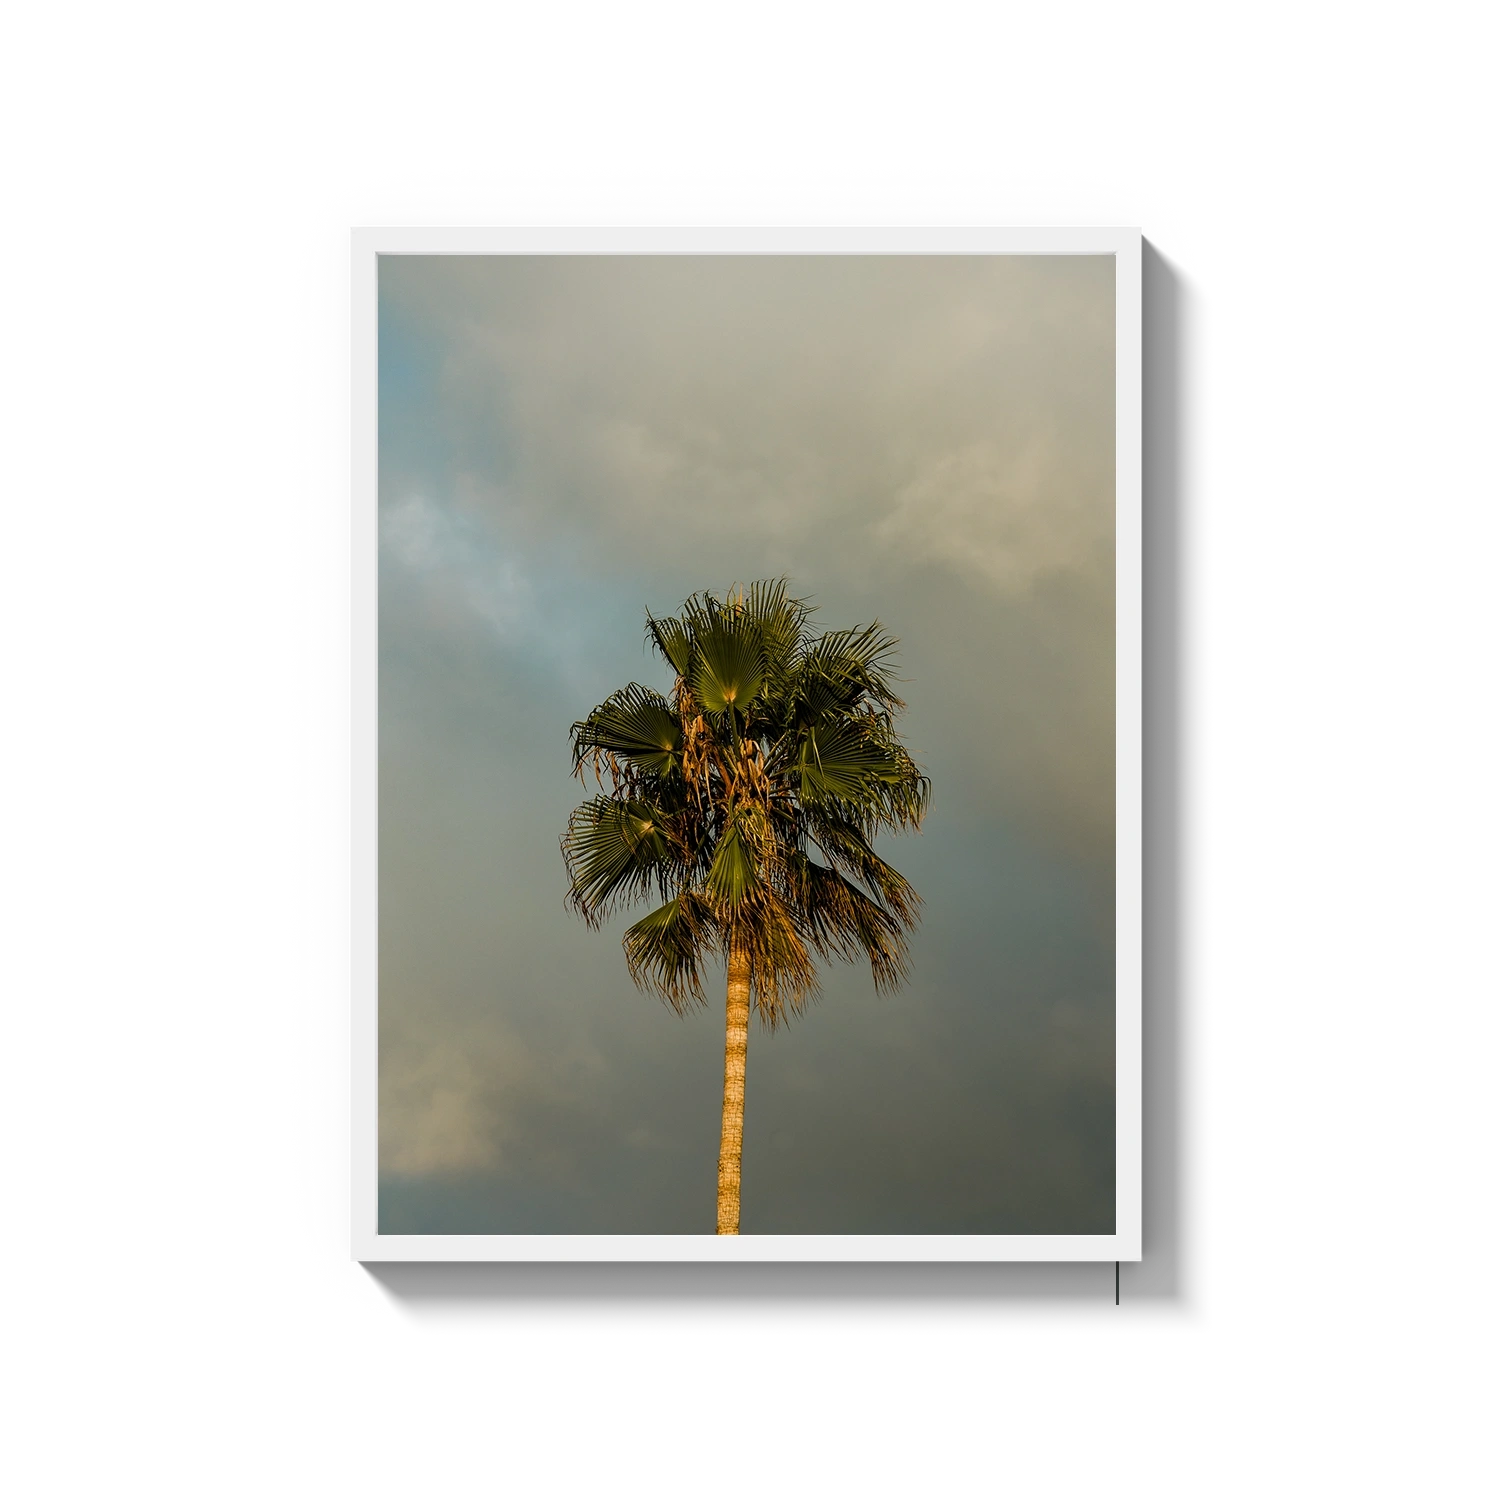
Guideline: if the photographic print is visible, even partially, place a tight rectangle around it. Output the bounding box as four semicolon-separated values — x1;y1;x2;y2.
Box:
282;161;1212;1338
354;230;1141;1259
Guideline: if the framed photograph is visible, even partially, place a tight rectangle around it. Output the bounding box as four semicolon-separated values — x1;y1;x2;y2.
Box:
353;229;1141;1260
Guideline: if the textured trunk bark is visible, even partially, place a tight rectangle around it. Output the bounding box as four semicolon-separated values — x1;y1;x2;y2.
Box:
716;944;752;1234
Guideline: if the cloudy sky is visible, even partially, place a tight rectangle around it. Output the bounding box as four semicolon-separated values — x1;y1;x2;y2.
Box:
377;254;1116;1234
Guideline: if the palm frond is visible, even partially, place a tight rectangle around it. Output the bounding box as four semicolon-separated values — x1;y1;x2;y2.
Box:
571;683;683;779
561;796;676;924
802;622;905;709
789;855;913;991
804;621;896;672
676;587;727;640
741;578;811;691
623;893;714;1012
803;812;923;928
875;745;932;829
790;720;904;804
644;613;693;678
691;616;765;718
705;811;758;904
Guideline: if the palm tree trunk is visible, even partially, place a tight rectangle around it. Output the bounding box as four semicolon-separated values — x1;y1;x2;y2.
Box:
716;943;751;1234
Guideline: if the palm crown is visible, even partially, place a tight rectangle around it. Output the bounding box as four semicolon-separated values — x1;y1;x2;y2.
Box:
563;579;930;1024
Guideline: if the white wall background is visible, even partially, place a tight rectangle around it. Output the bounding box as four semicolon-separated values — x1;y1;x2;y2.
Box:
4;3;1495;1494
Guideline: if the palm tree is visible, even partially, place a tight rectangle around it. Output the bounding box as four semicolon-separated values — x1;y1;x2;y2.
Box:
561;581;930;1234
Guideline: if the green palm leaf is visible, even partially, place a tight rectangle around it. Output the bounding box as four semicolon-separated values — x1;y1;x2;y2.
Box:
804;621;899;681
644;613;693;677
741;579;809;692
571;683;683;777
792;625;901;721
691;617;765;717
792;720;902;803
705;811;758;904
623;893;713;1011
562;796;673;922
792;856;912;991
803;812;923;926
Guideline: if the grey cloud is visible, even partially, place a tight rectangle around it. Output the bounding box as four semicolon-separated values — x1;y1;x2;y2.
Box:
381;255;1113;568
877;438;1112;592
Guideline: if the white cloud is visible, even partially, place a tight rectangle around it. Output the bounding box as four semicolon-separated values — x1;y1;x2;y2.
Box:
381;493;535;643
380;1034;508;1177
875;439;1111;593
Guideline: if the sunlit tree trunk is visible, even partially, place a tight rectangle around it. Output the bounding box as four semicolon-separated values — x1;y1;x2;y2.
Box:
716;944;751;1234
